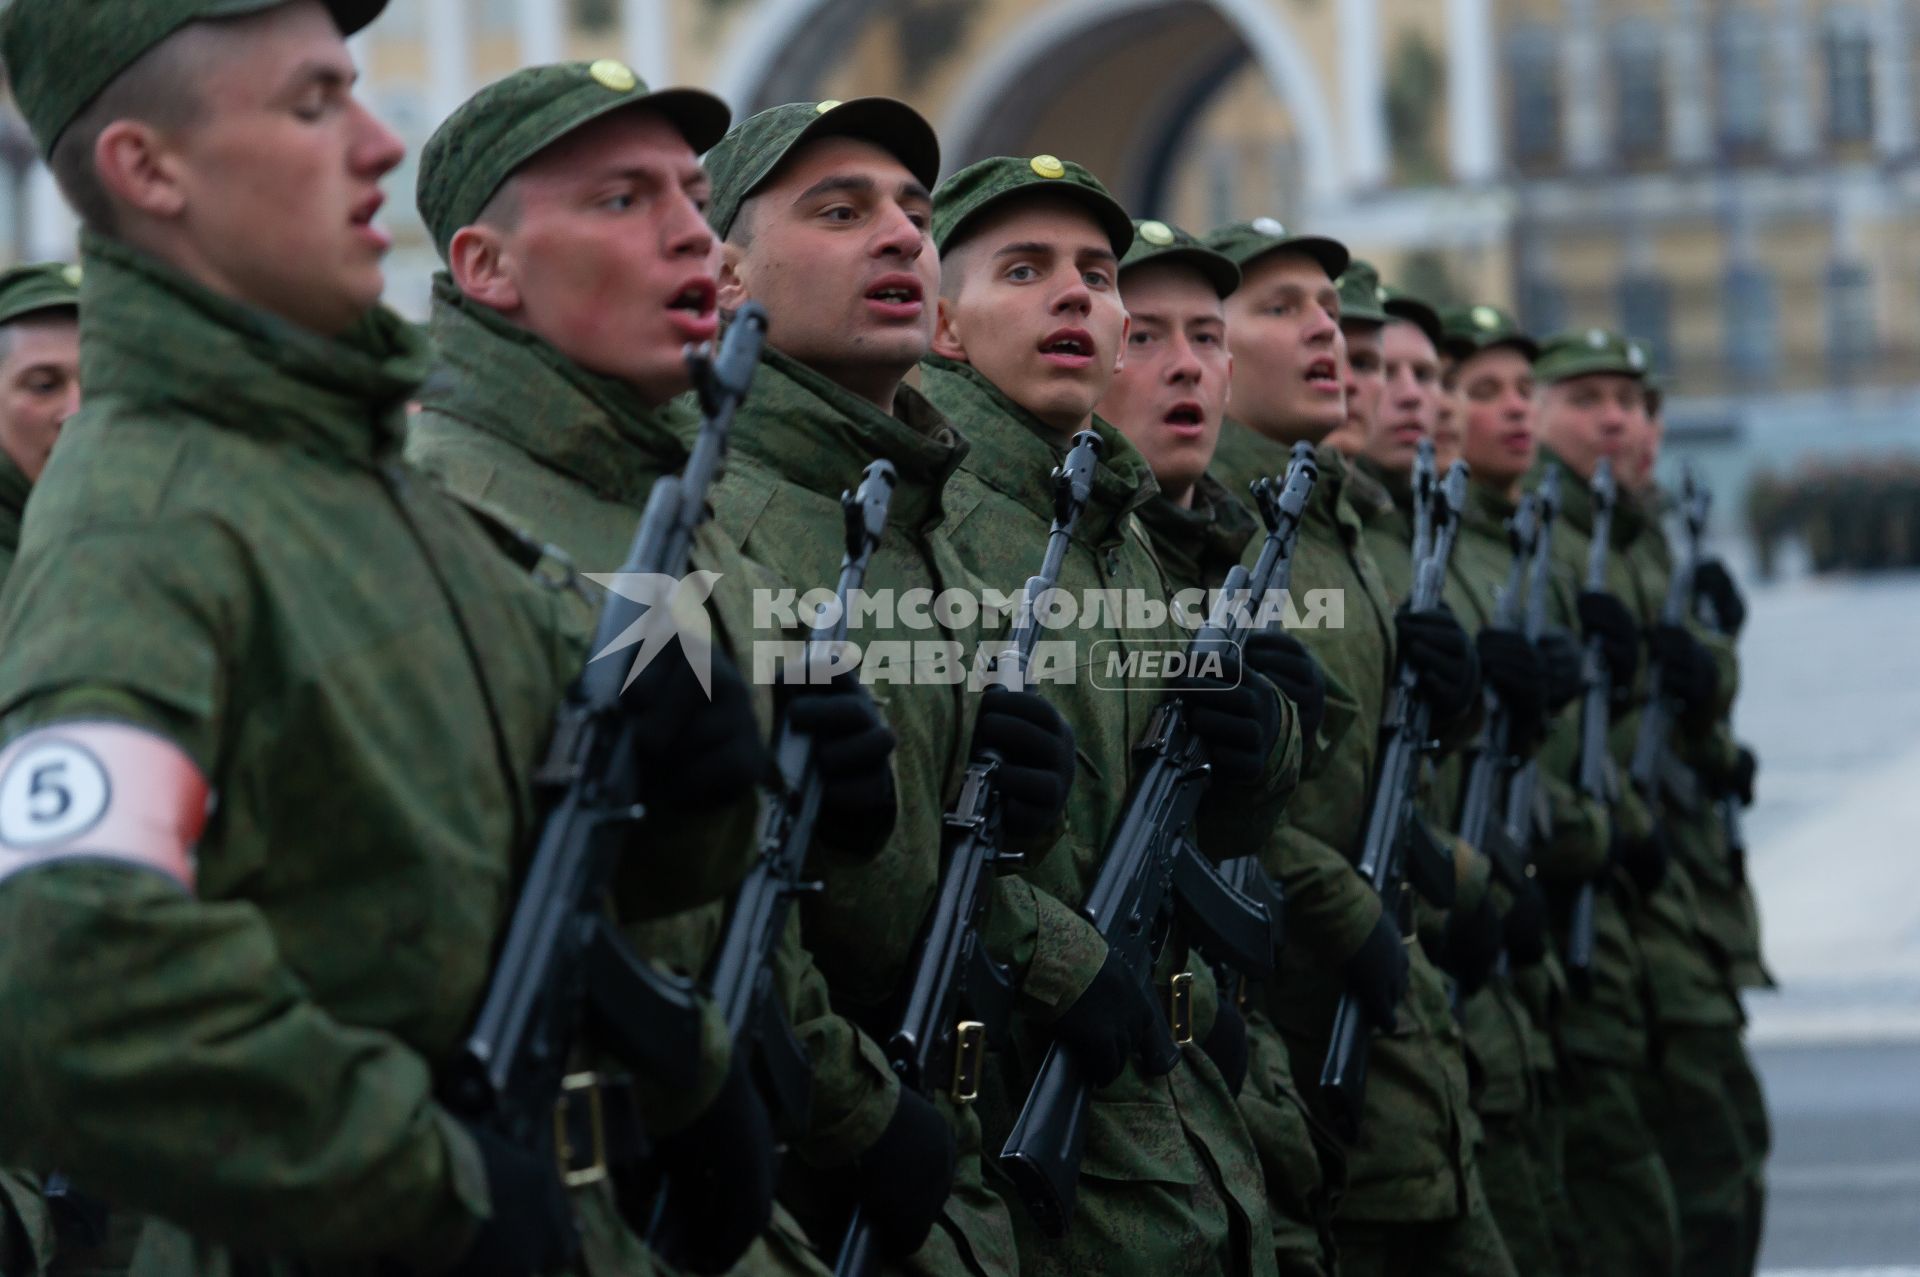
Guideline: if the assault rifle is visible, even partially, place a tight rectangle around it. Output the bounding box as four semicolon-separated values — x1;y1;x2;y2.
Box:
1317;444;1471;1142
1565;459;1618;994
1629;468;1713;817
1681;471;1750;882
830;432;1103;1276
998;444;1317;1238
442;305;770;1196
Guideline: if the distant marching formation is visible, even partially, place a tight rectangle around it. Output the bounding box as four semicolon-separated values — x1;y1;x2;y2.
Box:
0;3;1767;1277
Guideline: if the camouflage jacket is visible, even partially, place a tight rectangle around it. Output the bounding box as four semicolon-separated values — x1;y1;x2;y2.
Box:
406;283;899;1170
0;450;28;587
0;234;575;1273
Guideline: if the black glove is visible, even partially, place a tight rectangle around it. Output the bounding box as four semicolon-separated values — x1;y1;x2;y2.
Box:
1577;591;1641;690
1731;745;1757;807
784;671;897;858
1343;912;1410;1032
1537;627;1586;712
1201;996;1250;1097
1396;604;1480;724
852;1088;957;1258
968;687;1076;839
643;1053;777;1274
1054;949;1180;1087
1440;892;1503;997
444;1122;580;1277
1476;627;1546;740
1650;623;1719;715
1694;559;1746;637
629;638;770;812
1178;646;1283;787
1243;630;1326;743
1611;827;1671;897
1502;877;1549;967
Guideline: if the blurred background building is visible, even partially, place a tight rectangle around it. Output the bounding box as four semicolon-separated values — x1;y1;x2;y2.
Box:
7;0;1920;513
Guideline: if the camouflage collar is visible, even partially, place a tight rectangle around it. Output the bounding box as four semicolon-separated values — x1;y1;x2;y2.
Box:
1133;471;1256;592
1352;453;1414;512
1209;418;1298;508
1463;478;1518;536
420;275;688;506
75;232;424;464
724;344;967;531
918;354;1158;541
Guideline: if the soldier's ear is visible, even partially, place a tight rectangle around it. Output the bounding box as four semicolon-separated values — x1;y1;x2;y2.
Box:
94;120;186;222
717;241;751;315
448;224;520;314
1112;312;1130;374
930;295;970;363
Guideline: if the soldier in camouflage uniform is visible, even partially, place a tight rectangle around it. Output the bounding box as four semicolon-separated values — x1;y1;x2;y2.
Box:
0;263;80;588
402;63;947;1275
0;1;782;1273
1202;220;1515;1277
1530;330;1684;1277
1097;217;1340;1277
924;167;1300;1277
701;99;1101;1277
1612;383;1769;1277
1321;259;1388;460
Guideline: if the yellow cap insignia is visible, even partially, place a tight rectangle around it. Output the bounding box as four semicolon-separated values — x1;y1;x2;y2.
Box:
815;99;842;114
1139;220;1174;246
61;265;82;288
1030;154;1066;179
1251;216;1285;236
589;60;637;92
1471;305;1500;330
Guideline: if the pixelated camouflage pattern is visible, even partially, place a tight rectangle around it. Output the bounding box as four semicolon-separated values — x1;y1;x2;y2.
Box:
1439;304;1539;363
0;233;584;1273
703;99;941;241
1117;218;1240;299
1334;260;1388;327
0;262;81;327
0;0;385;153
406;279;904;1205
696;345;1018;1276
1532;328;1649;386
930;155;1133;256
922;356;1294;1277
415;62;729;257
1201;222;1348;288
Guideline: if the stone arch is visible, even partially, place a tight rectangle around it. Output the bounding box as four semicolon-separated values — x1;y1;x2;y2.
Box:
709;0;1345;206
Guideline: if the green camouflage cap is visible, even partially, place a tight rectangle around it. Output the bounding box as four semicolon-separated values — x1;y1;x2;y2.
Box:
1533;326;1651;384
932;154;1133;257
704;97;940;240
1380;284;1444;351
418;60;730;259
1203;217;1348;284
1118;218;1239;297
1440;302;1540;362
1335;259;1388;326
0;262;82;327
0;0;387;155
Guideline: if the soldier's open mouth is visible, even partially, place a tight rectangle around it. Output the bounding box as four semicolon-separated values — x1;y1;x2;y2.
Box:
668;280;717;315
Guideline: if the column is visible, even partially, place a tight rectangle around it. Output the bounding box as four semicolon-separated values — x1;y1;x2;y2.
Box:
1770;0;1816;158
625;0;672;87
1446;0;1499;182
1872;0;1913;159
519;0;566;66
1560;0;1607;169
424;0;473;126
1338;0;1389;190
1666;0;1712;165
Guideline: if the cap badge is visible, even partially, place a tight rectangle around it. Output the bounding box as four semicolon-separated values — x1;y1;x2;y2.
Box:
815;99;842;113
61;265;82;288
1030;154;1066;179
1139;220;1174;246
1251;216;1285;236
1375;286;1389;304
589;60;637;92
1628;344;1647;370
1472;305;1500;330
1586;328;1609;350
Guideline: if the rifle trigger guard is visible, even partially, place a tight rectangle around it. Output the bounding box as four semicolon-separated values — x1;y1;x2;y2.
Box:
554;1071;611;1188
951;1020;988;1104
1167;972;1195;1045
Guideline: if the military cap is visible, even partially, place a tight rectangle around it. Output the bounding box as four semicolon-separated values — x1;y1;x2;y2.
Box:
1533;327;1650;384
1203;217;1348;284
705;98;941;240
0;262;82;327
1380;284;1445;351
931;154;1133;258
0;0;387;155
1118;218;1239;297
1441;303;1540;363
418;61;729;259
1335;259;1388;326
